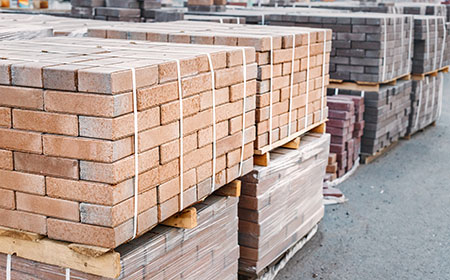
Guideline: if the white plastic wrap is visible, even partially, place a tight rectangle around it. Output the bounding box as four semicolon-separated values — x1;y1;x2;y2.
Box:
238;133;329;276
0;195;239;280
0;25;53;40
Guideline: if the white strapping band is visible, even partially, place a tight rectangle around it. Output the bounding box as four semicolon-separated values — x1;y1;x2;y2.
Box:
361;90;365;98
287;33;296;136
430;76;436;124
400;18;404;73
426;18;430;62
219;18;223;24
437;74;444;120
206;53;217;192
434;18;438;71
408;17;413;72
382;17;387;81
269;36;274;149
65;268;71;280
304;32;311;130
131;67;139;239
440;17;446;68
320;30;327;121
6;254;11;280
261;14;265;25
391;17;396;79
414;80;423;130
175;59;184;210
237;17;241;25
238;48;247;176
423;76;430;128
334;88;339;96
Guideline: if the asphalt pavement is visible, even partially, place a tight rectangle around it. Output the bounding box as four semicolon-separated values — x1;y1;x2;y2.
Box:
275;73;450;280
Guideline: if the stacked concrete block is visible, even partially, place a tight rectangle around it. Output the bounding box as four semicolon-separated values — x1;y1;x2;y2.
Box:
0;37;256;248
70;0;105;19
267;12;414;83
0;195;239;280
407;73;444;136
87;21;332;153
95;0;142;22
412;15;450;74
184;14;246;24
187;0;226;12
326;95;364;176
238;133;328;277
328;80;412;156
396;2;447;17
142;8;184;22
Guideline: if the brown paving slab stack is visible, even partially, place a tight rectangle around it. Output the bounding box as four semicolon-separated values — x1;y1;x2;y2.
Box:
87;21;332;155
325;153;337;182
0;195;238;280
0;36;256;249
70;0;105;19
238;133;329;277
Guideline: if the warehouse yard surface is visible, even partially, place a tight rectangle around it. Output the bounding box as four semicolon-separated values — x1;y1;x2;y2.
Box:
276;74;450;280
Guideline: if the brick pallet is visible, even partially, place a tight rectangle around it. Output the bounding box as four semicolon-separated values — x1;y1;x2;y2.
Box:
328;80;412;158
70;0;105;19
0;195;238;279
187;0;226;12
326;95;364;177
184;14;246;24
407;72;444;137
412;15;450;74
87;21;332;157
238;133;328;278
95;0;141;22
0;37;256;249
325;153;337;181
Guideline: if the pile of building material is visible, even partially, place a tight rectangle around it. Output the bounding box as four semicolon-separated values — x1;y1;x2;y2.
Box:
184;14;246;23
407;72;444;136
87;21;332;154
0;25;52;40
0;195;238;279
0;36;256;248
328;80;412;158
412;15;450;74
326;95;364;178
187;0;226;12
95;0;141;21
142;7;184;22
238;133;328;278
71;0;105;19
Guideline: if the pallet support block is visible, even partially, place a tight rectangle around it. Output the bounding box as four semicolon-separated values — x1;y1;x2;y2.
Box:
161;207;198;229
215;180;241;197
254;152;270;167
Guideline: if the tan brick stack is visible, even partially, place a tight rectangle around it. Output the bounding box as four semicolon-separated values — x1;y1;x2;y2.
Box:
238;133;329;277
0;36;256;249
0;195;239;280
87;21;332;153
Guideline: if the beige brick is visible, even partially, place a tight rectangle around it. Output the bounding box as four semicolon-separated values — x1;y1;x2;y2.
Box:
0;169;45;195
0;150;13;170
16;192;79;221
0;86;43;110
0;188;15;210
14;152;79;179
13;109;78;136
0;107;11;128
0;208;47;234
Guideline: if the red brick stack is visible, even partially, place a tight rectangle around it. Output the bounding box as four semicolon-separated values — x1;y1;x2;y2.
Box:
325;153;337;181
326;95;364;179
0;37;256;249
0;195;239;280
87;21;332;153
238;133;329;277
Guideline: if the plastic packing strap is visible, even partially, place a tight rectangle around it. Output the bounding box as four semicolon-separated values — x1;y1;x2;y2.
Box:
382;17;387;82
261;13;265;25
334;88;339;96
238;48;247;176
219;18;223;24
175;59;184;210
360;90;365;98
429;76;436;124
65;268;71;280
304;31;311;130
269;36;274;150
237;17;241;24
320;30;327;121
391;17;396;79
423;76;430;128
440;17;446;68
287;33;296;136
438;74;444;119
129;67;139;239
414;79;423;130
6;254;11;280
426;18;430;61
400;17;404;74
206;53;217;193
408;17;413;72
434;18;438;71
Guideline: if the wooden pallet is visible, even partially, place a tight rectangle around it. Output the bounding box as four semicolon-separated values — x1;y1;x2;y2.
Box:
360;141;399;164
402;121;436;140
411;66;449;81
329;73;411;92
254;121;326;167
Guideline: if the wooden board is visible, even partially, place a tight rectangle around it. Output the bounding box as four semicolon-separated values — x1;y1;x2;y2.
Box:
328;74;411;92
0;226;121;278
161;207;197;229
254;152;270;167
412;66;449;80
281;137;301;149
215;180;241;197
361;141;398;164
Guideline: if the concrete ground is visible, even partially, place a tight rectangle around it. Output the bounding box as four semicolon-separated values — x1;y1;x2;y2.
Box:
276;74;450;280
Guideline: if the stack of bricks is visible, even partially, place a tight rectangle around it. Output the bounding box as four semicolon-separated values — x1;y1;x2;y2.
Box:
407;72;444;136
95;0;142;22
0;195;239;280
0;25;53;40
0;36;256;248
142;8;184;22
328;80;412;156
325;153;337;181
238;133;328;277
412;15;450;74
70;0;105;19
267;12;414;83
87;21;332;154
184;14;246;24
326;95;364;177
396;2;447;17
187;0;226;12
